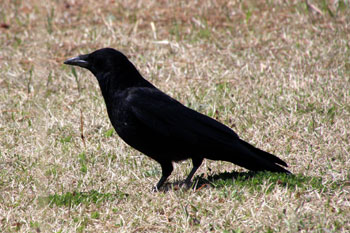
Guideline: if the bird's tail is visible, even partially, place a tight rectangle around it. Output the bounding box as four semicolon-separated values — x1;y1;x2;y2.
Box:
239;140;288;167
208;138;291;174
238;139;291;173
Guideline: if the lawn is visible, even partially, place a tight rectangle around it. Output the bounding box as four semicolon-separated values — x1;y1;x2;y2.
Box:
1;0;349;232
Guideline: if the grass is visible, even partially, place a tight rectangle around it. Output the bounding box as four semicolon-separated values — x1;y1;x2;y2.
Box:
1;0;350;232
41;189;128;207
206;172;337;193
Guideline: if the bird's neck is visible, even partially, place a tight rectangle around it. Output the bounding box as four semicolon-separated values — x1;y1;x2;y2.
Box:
96;69;154;102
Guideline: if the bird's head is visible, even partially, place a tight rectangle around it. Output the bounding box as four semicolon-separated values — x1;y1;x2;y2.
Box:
64;47;153;91
64;48;129;78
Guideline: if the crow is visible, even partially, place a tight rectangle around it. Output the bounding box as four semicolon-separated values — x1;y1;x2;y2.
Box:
64;48;290;190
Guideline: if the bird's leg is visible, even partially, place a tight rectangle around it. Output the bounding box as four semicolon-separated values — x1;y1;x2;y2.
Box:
153;162;173;191
184;157;203;188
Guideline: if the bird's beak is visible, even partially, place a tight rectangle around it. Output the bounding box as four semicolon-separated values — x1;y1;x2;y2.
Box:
64;54;89;68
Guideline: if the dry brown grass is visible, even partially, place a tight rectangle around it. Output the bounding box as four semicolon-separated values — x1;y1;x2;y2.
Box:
1;0;350;232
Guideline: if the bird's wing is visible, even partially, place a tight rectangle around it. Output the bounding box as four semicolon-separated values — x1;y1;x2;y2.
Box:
127;88;238;146
127;87;288;169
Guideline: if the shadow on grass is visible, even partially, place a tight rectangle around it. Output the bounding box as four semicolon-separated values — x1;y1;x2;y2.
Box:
161;171;341;193
38;189;129;207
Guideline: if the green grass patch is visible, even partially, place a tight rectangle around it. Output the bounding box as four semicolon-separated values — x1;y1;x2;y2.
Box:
40;189;128;207
206;171;339;193
104;128;115;137
60;135;72;144
78;152;88;174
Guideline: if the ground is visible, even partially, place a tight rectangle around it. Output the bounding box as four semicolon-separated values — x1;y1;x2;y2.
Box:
0;0;349;232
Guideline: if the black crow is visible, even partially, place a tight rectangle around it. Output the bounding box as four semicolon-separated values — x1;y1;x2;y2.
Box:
64;48;290;190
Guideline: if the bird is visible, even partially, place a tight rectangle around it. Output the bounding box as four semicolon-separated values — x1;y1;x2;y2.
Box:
64;48;290;190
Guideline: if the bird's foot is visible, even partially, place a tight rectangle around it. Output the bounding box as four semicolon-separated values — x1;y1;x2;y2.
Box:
183;181;194;190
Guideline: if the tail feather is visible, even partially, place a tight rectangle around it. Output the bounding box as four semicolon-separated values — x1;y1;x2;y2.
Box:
207;138;291;174
239;139;288;167
236;139;291;174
